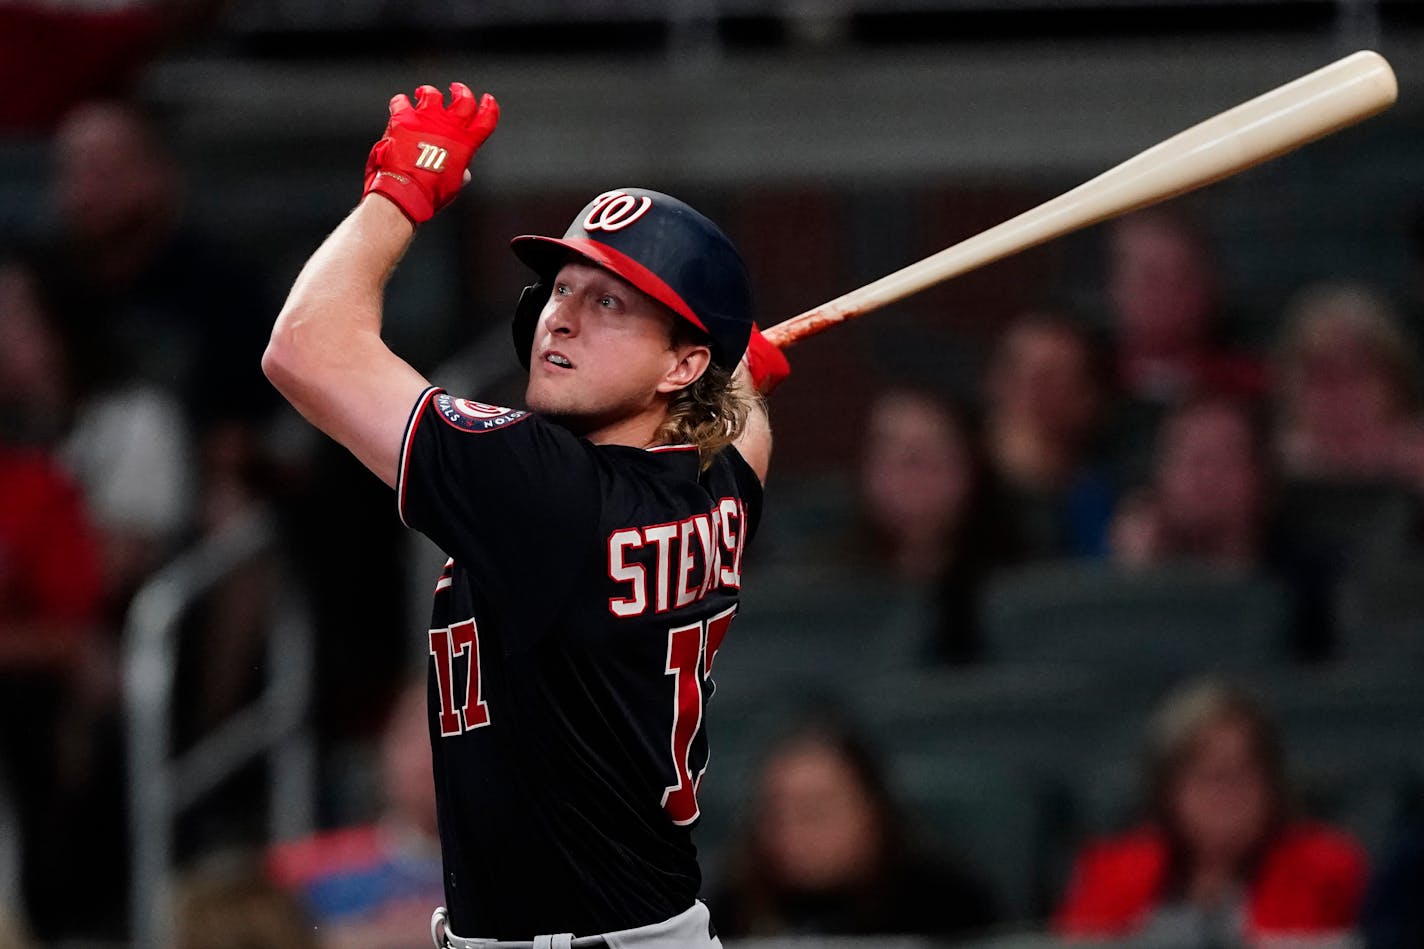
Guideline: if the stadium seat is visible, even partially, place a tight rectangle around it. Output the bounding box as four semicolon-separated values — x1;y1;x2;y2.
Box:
980;562;1291;677
0;767;17;915
1276;478;1420;565
1256;668;1424;781
889;753;1052;924
954;935;1102;949
712;567;935;690
848;666;1146;775
1334;560;1424;666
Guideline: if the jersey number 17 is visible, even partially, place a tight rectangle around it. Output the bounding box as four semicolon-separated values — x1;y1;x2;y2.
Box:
427;606;736;826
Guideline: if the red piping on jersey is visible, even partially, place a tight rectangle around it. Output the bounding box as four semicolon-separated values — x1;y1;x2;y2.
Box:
397;386;440;528
514;236;711;337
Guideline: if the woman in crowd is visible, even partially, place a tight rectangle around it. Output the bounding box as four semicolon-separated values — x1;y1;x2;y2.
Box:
983;312;1115;558
857;386;1020;661
711;717;997;940
1273;282;1422;484
1055;679;1367;943
1109;398;1268;571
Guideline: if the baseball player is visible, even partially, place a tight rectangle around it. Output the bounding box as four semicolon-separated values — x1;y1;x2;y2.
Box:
263;83;790;948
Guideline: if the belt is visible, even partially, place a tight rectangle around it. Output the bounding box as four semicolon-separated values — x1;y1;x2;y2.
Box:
431;907;605;949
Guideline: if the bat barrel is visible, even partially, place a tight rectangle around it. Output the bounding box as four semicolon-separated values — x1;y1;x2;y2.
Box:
763;50;1397;351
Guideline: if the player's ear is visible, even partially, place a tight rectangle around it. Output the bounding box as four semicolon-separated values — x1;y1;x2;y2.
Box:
657;344;711;394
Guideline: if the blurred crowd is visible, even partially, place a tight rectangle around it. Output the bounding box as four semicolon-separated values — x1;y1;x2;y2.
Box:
1;85;1423;949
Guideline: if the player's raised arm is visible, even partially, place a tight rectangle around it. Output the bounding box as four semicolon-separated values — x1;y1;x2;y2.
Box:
732;327;789;483
262;83;498;487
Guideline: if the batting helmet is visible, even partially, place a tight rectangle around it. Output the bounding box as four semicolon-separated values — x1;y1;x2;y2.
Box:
510;188;753;369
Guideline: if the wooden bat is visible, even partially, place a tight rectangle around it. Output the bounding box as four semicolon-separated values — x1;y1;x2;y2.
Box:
761;50;1397;349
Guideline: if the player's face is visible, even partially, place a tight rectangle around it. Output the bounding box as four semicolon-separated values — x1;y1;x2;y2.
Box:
525;262;710;441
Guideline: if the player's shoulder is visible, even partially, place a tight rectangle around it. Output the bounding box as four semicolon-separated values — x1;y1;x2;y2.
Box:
711;443;760;484
406;388;597;470
420;390;536;437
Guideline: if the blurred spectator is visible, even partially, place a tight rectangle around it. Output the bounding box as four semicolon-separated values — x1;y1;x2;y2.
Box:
1273;282;1423;485
173;851;318;949
857;387;1019;661
0;446;109;939
1110;399;1267;571
710;717;997;940
1407;206;1424;347
268;678;443;949
1110;399;1335;658
1055;679;1367;944
1106;211;1265;407
984;311;1115;557
44;98;276;530
1362;818;1424;949
0;906;33;949
0;244;196;609
0;1;222;135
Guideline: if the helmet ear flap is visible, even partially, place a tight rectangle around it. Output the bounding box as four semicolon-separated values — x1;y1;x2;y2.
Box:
511;282;549;369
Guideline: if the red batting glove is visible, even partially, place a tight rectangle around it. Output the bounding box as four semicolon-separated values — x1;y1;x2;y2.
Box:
363;82;499;225
744;325;791;395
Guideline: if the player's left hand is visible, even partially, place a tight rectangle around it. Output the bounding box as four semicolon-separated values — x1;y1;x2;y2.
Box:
363;82;499;225
743;325;791;394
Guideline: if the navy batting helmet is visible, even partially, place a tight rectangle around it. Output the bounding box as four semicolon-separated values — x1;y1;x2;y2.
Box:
510;188;753;369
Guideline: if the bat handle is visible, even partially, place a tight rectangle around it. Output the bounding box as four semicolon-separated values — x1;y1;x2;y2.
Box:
761;307;844;349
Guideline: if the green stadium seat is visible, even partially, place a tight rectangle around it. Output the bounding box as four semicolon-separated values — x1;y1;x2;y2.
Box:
1334;560;1424;666
1276;478;1420;564
981;562;1291;677
953;935;1096;949
712;568;934;691
1256;668;1424;776
848;666;1147;775
889;753;1052;924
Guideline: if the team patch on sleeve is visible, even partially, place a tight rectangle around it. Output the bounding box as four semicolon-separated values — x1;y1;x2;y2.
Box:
432;393;530;433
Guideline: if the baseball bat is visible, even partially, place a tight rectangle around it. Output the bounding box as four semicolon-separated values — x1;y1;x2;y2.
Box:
761;50;1397;349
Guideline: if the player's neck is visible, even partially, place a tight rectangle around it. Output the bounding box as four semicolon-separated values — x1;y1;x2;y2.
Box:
581;401;672;450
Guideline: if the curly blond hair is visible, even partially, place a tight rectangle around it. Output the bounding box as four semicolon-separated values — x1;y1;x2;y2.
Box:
653;322;756;468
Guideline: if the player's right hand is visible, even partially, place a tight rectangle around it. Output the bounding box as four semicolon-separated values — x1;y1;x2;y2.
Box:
363;83;499;225
743;324;791;395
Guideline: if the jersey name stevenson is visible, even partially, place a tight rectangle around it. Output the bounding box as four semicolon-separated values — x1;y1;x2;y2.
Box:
607;496;747;617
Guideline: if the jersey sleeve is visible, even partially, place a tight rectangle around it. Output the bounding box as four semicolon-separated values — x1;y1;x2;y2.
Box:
396;387;601;627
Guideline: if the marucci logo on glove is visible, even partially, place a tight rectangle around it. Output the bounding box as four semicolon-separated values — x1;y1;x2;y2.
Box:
415;142;448;172
433;393;529;433
362;82;499;224
582;190;653;232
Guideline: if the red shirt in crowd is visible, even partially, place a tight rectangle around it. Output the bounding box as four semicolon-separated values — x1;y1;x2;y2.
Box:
0;448;103;649
1055;824;1367;941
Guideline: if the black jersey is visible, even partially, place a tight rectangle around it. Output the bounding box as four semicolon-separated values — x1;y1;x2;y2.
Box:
396;387;762;939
